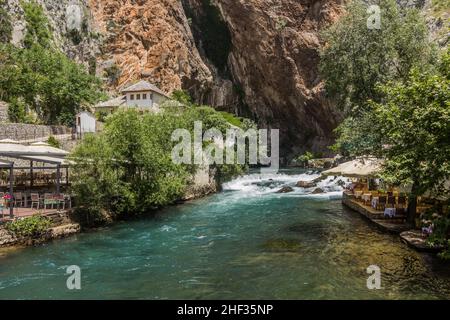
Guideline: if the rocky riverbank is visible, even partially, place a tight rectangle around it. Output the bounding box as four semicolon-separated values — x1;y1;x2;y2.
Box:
0;214;81;248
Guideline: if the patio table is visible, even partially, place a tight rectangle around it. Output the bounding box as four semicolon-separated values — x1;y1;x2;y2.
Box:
384;207;396;218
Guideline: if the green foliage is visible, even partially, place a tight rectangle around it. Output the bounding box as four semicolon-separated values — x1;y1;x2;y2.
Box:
331;112;383;157
171;90;193;105
47;135;60;148
0;1;103;125
423;201;450;259
218;111;244;128
104;64;121;86
370;52;450;198
5;214;52;237
7;98;27;123
95;110;108;122
22;0;52;49
68;29;82;45
320;0;436;114
0;46;103;125
333;49;449;195
71;105;247;217
295;151;314;167
0;0;13;43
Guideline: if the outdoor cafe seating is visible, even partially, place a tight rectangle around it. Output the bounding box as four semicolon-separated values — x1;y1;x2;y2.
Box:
1;191;72;220
348;186;409;219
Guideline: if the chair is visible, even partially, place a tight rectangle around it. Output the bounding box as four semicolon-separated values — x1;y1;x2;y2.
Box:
64;194;72;209
43;193;57;210
396;196;407;215
386;196;396;208
55;194;65;210
13;192;24;207
30;193;41;210
377;196;387;211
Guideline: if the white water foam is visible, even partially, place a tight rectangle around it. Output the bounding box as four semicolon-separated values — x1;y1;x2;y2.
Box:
222;171;351;199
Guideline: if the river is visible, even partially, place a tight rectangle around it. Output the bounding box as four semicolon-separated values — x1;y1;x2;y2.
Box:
1;170;450;299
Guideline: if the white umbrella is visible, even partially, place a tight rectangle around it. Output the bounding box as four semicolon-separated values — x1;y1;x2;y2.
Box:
323;158;384;178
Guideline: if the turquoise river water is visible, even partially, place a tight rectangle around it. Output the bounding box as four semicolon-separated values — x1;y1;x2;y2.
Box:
1;170;450;299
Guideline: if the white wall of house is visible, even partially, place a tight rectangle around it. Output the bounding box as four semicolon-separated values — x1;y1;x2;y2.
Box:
125;91;168;109
125;91;153;108
76;112;96;135
152;92;167;108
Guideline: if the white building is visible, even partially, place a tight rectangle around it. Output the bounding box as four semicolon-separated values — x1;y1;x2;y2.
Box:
76;111;96;137
94;80;170;115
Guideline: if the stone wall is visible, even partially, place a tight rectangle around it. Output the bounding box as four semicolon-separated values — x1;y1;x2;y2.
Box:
0;123;73;141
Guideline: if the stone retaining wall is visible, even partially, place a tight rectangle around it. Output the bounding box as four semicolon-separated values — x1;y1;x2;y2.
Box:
0;123;73;141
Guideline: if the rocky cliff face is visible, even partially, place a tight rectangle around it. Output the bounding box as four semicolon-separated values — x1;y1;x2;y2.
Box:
4;0;100;65
88;0;216;95
5;0;445;158
86;0;345;158
199;0;344;158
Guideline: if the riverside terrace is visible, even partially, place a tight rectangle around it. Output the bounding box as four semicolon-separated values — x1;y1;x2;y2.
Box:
322;157;448;252
0;139;72;221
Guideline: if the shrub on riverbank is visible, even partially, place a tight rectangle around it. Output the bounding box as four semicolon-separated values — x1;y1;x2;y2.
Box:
70;105;249;219
5;215;52;238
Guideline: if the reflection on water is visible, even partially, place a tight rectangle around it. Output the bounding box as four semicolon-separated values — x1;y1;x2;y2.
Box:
0;171;450;299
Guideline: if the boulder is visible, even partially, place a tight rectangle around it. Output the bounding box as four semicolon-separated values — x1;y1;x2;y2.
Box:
311;187;325;194
312;175;327;184
296;180;316;188
276;186;294;193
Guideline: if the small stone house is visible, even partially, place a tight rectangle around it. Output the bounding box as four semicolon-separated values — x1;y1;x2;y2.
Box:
94;80;170;115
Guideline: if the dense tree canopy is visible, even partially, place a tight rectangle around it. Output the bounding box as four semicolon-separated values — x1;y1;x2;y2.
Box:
71;105;248;219
320;0;436;114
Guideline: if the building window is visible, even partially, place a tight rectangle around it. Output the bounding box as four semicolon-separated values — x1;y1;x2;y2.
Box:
136;94;141;100
130;94;134;100
143;93;147;99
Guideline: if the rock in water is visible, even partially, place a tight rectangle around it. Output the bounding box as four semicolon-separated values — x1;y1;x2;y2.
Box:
277;186;294;193
311;188;324;194
296;180;316;188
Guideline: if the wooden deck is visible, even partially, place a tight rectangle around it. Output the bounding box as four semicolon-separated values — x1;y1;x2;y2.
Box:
342;193;410;234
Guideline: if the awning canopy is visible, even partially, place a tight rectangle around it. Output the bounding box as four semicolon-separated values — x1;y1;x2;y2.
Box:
0;139;69;157
17;156;73;166
322;158;384;178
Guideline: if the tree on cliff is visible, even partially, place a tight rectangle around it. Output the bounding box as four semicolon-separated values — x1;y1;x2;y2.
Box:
0;0;13;43
0;1;103;125
22;0;52;49
320;0;436;114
